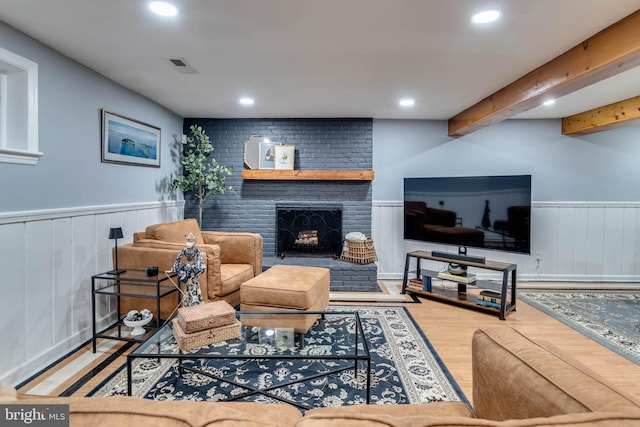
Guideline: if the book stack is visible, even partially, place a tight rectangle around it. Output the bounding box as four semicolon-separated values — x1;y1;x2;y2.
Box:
408;278;423;288
437;272;477;283
408;277;432;291
172;300;241;351
476;290;502;309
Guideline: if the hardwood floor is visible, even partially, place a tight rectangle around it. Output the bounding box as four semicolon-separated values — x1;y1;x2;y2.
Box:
17;282;640;407
404;292;640;404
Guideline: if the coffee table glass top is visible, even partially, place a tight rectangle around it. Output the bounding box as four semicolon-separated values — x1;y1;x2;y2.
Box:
127;311;372;408
131;311;369;359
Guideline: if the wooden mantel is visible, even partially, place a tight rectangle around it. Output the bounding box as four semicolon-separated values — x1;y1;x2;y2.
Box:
241;169;374;181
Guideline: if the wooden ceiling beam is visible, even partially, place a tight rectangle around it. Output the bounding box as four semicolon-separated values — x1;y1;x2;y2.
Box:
562;95;640;135
448;9;640;137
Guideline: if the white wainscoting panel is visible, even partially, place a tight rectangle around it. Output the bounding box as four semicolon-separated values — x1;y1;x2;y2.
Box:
373;201;640;283
0;201;184;386
0;222;28;378
26;220;55;361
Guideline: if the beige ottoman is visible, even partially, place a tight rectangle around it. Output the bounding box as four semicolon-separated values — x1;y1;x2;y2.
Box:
240;265;330;345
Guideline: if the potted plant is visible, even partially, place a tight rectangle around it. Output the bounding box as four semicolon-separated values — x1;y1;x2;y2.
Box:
172;125;233;226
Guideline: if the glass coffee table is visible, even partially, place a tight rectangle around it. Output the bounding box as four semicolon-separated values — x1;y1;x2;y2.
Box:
127;311;371;410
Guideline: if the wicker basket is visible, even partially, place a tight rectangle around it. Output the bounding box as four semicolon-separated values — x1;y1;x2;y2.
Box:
172;318;242;351
177;300;236;334
340;237;378;264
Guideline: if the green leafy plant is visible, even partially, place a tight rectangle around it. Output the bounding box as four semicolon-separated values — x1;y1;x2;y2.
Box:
172;125;233;226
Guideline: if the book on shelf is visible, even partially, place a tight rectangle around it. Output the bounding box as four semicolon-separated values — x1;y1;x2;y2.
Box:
479;290;501;298
478;295;501;304
408;277;432;292
476;299;501;309
437;272;477;283
409;278;423;286
422;275;432;291
479;290;502;303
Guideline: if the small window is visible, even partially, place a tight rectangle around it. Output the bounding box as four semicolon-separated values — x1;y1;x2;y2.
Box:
0;46;41;165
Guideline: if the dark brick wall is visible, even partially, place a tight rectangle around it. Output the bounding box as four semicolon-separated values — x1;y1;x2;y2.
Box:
182;118;373;258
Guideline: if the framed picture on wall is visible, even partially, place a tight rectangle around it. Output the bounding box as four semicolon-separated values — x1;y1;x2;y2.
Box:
274;144;295;170
259;141;278;169
101;109;161;167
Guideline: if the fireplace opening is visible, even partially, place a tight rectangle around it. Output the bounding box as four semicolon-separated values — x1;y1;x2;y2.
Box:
276;204;343;258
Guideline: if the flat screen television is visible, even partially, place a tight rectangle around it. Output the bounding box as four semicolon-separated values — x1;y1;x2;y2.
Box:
404;175;531;255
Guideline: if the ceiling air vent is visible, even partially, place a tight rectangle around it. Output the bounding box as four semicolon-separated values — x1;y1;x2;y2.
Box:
167;57;198;74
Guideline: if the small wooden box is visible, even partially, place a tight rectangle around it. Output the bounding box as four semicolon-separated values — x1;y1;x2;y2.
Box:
177;300;236;334
172;318;242;351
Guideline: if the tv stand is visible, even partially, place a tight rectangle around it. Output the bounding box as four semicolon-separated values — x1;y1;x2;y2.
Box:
401;250;517;320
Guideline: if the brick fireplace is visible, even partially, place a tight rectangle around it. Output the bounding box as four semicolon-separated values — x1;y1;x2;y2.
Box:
181;118;377;292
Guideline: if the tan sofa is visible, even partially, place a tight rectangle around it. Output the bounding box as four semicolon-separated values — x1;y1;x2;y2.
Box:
115;219;263;319
7;326;640;426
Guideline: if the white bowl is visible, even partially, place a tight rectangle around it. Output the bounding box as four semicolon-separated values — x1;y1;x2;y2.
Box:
123;314;153;336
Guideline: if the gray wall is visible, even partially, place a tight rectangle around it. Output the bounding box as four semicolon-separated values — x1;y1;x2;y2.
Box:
373;119;640;202
0;21;183;213
183;118;373;257
372;119;640;283
0;21;184;385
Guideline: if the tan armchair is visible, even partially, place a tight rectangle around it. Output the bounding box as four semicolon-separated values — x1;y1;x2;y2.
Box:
114;219;262;320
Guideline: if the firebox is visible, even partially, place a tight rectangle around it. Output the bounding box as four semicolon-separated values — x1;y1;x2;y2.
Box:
276;204;343;258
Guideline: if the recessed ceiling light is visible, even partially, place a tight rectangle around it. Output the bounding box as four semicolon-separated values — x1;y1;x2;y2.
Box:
149;2;178;17
471;10;501;24
399;98;415;107
543;99;556;107
239;97;255;105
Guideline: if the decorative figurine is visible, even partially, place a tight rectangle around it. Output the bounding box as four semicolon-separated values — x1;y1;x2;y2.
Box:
171;232;205;307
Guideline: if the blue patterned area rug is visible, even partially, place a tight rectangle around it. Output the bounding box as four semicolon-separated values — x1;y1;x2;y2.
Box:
519;291;640;365
89;306;469;410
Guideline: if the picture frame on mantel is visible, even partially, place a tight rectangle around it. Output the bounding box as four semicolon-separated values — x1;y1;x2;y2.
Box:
274;144;295;170
101;109;161;167
259;141;278;169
